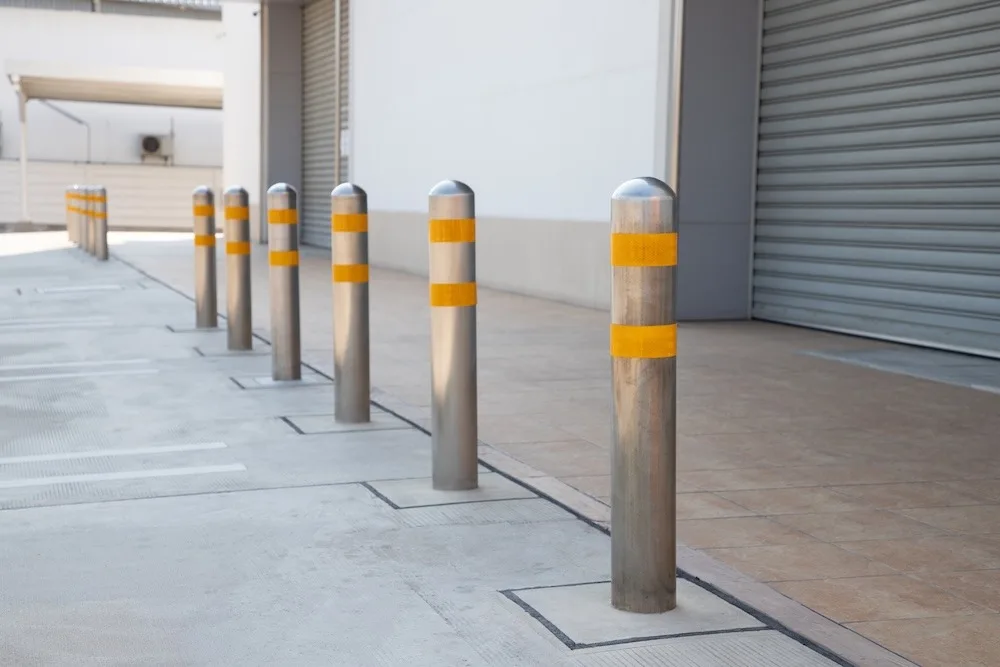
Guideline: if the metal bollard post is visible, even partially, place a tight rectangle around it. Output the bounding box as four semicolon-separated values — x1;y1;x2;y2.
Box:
609;177;678;614
223;186;253;351
192;186;218;329
83;186;95;255
93;186;108;261
69;185;82;246
267;183;301;381
331;183;371;423
428;180;478;491
65;186;75;244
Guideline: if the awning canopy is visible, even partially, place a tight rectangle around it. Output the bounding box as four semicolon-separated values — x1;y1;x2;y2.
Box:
5;60;223;109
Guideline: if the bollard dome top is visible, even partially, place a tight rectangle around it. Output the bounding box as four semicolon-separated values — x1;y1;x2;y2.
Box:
267;182;297;196
612;177;674;202
429;180;473;197
192;185;213;198
224;185;249;197
331;183;367;198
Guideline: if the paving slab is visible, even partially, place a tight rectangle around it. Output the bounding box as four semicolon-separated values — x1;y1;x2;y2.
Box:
0;234;849;665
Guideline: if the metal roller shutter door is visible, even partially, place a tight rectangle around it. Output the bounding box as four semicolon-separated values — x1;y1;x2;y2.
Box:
301;0;336;248
753;0;1000;356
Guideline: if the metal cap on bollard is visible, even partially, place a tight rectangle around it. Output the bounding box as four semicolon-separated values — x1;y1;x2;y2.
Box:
428;179;478;491
609;176;678;614
223;186;253;351
331;182;371;424
267;183;302;381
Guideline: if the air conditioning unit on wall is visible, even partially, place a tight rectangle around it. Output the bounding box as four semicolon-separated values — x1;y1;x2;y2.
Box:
139;134;173;165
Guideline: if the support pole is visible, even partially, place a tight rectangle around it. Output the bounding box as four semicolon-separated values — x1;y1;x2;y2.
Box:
93;186;108;261
267;183;301;381
610;177;678;614
428;180;478;491
331;183;370;423
192;186;218;329
224;186;253;351
17;91;29;224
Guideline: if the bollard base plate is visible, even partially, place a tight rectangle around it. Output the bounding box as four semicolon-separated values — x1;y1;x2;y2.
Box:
366;472;530;510
281;411;410;435
503;580;765;650
230;374;330;390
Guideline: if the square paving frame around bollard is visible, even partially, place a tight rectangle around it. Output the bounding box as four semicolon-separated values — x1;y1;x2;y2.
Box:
365;472;536;509
281;409;412;435
503;580;768;649
229;374;331;390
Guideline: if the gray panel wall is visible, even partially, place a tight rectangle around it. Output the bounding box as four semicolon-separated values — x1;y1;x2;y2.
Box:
260;0;302;237
676;0;761;320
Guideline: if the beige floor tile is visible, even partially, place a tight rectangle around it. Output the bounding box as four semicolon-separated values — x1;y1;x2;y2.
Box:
941;479;1000;503
681;467;821;492
501;440;608;478
705;542;894;582
718;487;868;515
773;575;984;623
676;492;756;519
477;415;580;445
677;517;814;549
848;614;1000;667
839;536;1000;574
559;474;610;501
901;505;1000;534
918;570;1000;612
775;510;943;542
830;482;988;509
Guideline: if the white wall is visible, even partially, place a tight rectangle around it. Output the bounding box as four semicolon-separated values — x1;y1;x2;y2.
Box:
0;7;224;166
0;160;222;228
352;0;661;222
221;2;262;238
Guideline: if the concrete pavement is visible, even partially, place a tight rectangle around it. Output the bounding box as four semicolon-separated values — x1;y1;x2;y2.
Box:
105;228;1000;667
0;233;850;666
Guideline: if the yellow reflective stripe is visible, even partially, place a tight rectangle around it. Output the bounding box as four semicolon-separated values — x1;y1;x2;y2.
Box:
268;209;298;224
332;213;368;233
611;233;677;267
91;211;107;219
269;250;299;266
225;206;249;220
193;204;214;217
226;241;250;255
430;282;477;307
332;264;369;283
429;218;475;243
610;324;677;359
194;234;216;247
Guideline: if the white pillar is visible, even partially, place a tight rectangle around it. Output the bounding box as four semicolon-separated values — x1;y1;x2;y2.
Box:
17;90;29;223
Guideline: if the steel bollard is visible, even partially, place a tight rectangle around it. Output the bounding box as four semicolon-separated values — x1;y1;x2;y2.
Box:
83;186;95;255
428;180;478;491
267;183;301;381
223;186;253;351
93;186;108;261
192;186;218;329
68;185;82;246
331;183;371;423
65;186;75;244
609;177;678;614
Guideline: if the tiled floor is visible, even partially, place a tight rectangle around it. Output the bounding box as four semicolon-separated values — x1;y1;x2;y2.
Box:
113;232;1000;667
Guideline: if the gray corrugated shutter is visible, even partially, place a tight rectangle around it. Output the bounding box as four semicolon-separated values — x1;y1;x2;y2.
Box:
301;0;336;247
338;0;350;184
753;0;1000;357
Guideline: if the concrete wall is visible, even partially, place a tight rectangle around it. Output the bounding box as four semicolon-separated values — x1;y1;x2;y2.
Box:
221;2;262;239
352;0;662;309
0;7;224;166
675;0;762;319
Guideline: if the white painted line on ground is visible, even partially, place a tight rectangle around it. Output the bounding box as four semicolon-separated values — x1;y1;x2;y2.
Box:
0;368;159;384
0;463;248;489
0;358;152;372
36;285;124;294
0;316;111;327
0;442;228;466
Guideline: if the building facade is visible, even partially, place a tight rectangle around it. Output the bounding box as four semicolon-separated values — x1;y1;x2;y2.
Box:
1;1;224;227
228;0;1000;358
